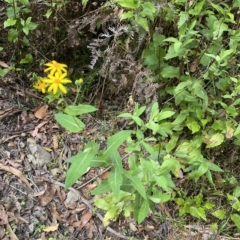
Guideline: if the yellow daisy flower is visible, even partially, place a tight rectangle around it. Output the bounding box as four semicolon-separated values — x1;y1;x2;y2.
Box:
44;60;68;75
33;78;48;93
43;72;72;94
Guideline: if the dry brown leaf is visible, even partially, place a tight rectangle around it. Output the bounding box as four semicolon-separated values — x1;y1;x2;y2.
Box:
6;223;19;240
50;208;62;222
77;212;92;231
31;121;48;137
86;184;97;191
38;185;56;207
0;205;8;225
34;105;48;119
52;134;58;149
101;171;110;179
0;61;9;68
42;224;59;232
0;163;32;191
190;59;199;73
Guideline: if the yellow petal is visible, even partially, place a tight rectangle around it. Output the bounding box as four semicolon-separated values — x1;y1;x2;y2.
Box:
53;84;58;94
59;84;67;94
59;73;67;79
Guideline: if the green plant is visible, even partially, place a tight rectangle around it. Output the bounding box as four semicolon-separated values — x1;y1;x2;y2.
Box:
3;0;38;63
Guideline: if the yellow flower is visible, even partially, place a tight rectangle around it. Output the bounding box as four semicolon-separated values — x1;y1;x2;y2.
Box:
33;78;47;93
43;72;72;94
44;60;68;75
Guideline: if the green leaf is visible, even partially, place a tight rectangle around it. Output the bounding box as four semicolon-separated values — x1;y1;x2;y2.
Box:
231;214;240;229
189;0;205;16
55;114;85;133
103;206;119;226
108;167;123;198
8;28;18;42
233;186;240;198
212;210;225;220
64;104;97;116
45;9;52;19
102;130;132;159
135;16;149;32
110;150;124;172
94;198;111;211
4;18;16;28
205;133;224;148
138;198;149;223
161;66;179;78
65;141;98;189
189;207;206;221
115;0;140;9
20;53;33;64
91;179;111;195
233;0;240;8
232;201;240;211
127;174;146;199
90;157;110;167
19;0;30;5
121;10;134;20
157;110;175;121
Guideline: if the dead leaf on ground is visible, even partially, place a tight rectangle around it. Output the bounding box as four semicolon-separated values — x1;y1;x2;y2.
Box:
0;61;9;68
77;211;92;231
101;171;110;179
43;224;59;232
31;121;48;137
50;208;62;222
38;185;56;207
52;134;58;149
6;223;19;240
86;183;97;191
0;163;32;191
0;205;8;225
34;105;48;119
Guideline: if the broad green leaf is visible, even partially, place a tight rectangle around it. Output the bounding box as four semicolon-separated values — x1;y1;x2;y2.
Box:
186;120;200;134
157;110;175;121
149;102;159;121
4;18;16;28
115;0;140;9
234;124;240;136
141;141;155;155
90;157;110;167
145;121;160;135
91;179;111;195
138;198;149;223
19;0;30;5
64;104;97;116
20;53;33;64
189;207;206;221
127;174;146;199
206;161;223;172
110;150;124;172
121;11;134;21
233;0;240;8
8;28;18;42
135;16;149;32
232;201;240;211
65;141;98;189
108;167;123;198
212;210;225;220
204;202;215;209
161;66;179;78
157;156;177;175
231;214;240;229
45;9;52;19
189;0;205;16
55;114;85;133
94;198;111;211
103;206;119;226
205;133;224;148
174;80;192;93
102;130;132;159
233;186;240;198
149;192;171;203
